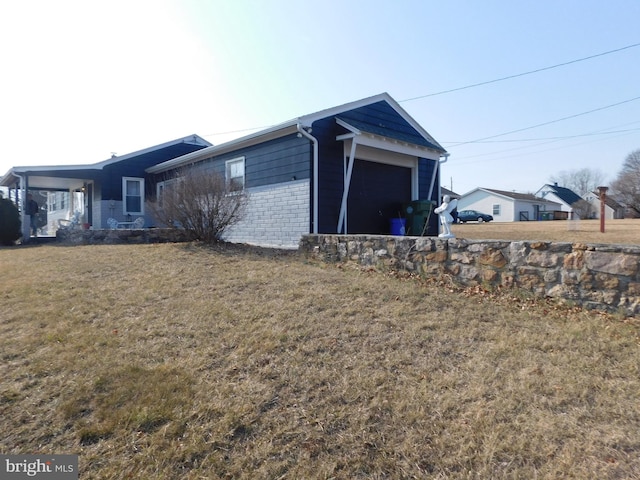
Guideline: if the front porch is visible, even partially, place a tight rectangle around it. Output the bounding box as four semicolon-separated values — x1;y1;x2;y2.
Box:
1;167;95;242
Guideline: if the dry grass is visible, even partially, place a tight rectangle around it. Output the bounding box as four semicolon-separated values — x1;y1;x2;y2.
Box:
1;242;639;479
452;218;640;245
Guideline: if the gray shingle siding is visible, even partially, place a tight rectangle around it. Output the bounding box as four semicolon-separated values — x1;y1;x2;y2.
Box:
223;179;310;248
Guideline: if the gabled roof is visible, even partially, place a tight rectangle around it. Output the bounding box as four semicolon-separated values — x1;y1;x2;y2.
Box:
1;135;211;189
441;187;460;199
147;93;446;174
483;188;545;202
462;187;561;207
308;94;444;151
92;134;211;169
589;191;625;211
538;183;583;206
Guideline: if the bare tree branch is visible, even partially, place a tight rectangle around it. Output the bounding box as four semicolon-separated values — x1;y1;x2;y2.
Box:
149;168;249;243
548;168;607;196
611;149;640;216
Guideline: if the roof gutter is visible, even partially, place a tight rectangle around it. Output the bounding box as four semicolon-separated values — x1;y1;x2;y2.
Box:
296;123;318;234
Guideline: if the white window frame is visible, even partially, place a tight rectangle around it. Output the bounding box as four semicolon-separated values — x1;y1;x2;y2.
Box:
156;178;181;209
48;192;57;212
493;204;501;216
123;177;145;215
225;157;245;191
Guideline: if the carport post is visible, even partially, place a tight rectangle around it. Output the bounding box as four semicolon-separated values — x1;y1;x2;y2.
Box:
598;186;608;233
337;137;358;234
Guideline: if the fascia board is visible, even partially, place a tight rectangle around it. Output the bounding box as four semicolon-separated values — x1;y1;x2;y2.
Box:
355;133;442;160
1;165;103;186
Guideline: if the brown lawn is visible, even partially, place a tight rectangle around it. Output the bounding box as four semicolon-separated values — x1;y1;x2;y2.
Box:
452;218;640;245
0;238;639;478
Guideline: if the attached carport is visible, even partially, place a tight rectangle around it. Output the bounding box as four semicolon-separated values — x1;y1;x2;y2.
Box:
1;166;98;240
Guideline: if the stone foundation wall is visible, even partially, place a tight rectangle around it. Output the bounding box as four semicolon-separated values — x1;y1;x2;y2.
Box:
56;228;196;245
299;234;640;315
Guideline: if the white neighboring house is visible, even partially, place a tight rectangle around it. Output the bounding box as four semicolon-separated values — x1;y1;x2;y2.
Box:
583;191;625;219
458;188;562;222
535;183;584;219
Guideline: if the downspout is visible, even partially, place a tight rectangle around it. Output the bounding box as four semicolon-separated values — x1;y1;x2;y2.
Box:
427;152;450;201
296;124;319;234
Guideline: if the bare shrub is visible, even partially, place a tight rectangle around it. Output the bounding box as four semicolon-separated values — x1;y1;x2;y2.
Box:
150;167;248;243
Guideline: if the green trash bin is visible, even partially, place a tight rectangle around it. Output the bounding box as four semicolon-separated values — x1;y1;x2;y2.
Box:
402;200;433;236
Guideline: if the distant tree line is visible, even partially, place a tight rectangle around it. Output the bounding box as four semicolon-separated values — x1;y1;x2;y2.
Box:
549;168;606;197
611;149;640;217
550;148;640;218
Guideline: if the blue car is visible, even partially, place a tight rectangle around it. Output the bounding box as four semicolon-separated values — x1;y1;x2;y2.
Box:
456;209;493;223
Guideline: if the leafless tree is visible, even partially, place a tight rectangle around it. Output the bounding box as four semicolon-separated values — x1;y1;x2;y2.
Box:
611;149;640;217
549;168;607;196
571;198;594;220
150;167;249;243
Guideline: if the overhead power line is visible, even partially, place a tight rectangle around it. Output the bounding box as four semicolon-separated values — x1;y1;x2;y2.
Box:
447;95;640;148
199;43;640;142
203;125;275;138
399;42;640;103
441;126;640;144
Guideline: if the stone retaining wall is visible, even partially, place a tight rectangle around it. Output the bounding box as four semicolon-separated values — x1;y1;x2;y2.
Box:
299;234;640;315
56;228;196;245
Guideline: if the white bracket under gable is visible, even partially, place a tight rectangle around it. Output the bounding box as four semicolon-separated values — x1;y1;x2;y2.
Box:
336;132;358;234
336;118;361;138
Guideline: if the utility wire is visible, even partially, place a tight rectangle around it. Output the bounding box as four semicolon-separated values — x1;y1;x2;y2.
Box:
399;42;640;103
450;128;637;167
447;95;640;148
203;125;274;138
441;126;640;144
200;43;640;141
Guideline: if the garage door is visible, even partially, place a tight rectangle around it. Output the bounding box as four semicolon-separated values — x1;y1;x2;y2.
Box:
347;159;412;234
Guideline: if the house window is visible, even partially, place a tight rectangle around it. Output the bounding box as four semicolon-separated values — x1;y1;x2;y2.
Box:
47;192;66;212
157;178;179;208
123;177;144;215
493;204;501;216
226;157;245;191
48;192;57;212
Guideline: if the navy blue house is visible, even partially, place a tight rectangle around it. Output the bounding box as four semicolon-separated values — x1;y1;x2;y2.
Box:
1;93;448;247
1;135;211;238
147;93;448;247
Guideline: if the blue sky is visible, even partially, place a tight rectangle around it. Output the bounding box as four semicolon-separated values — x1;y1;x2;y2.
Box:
1;0;638;194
